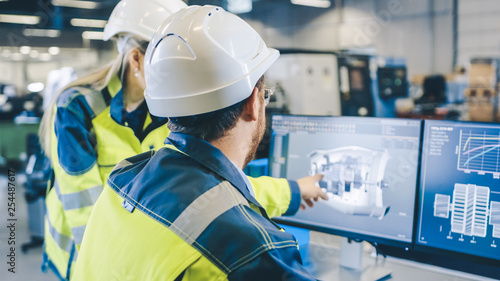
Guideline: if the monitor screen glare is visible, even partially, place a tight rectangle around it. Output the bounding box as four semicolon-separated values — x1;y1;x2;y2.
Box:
270;115;422;245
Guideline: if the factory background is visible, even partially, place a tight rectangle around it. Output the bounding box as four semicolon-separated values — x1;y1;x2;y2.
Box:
1;0;500;280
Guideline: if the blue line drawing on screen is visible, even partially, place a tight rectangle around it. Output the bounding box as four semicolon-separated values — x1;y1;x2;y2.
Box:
433;183;500;238
458;129;500;177
491;201;500;238
308;146;390;219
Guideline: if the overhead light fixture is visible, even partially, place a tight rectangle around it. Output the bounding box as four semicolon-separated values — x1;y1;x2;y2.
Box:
291;0;331;8
48;46;60;55
70;18;107;28
0;14;41;25
23;28;61;38
52;0;99;9
82;31;103;40
27;82;45;93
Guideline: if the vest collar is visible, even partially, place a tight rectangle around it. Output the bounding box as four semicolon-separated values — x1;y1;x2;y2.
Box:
107;75;121;98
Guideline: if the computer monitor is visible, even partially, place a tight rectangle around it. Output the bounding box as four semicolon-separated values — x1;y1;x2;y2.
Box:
416;120;500;263
270;115;422;280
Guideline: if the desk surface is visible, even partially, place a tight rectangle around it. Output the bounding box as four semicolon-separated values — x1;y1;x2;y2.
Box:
302;232;498;281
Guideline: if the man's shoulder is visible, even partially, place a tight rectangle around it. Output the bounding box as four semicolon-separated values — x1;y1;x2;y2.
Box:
107;150;158;190
105;148;303;276
106;147;220;199
56;86;88;107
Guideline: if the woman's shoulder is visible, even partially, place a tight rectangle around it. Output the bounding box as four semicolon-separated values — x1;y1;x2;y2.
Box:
56;85;109;119
56;85;98;108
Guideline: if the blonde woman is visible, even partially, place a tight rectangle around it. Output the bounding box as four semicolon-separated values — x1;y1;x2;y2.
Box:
39;1;326;279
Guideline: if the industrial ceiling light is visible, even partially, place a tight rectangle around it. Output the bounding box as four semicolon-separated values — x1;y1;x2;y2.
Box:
291;0;331;8
23;28;61;37
70;18;107;28
27;82;45;93
52;0;99;9
19;46;31;55
0;14;41;25
82;31;103;40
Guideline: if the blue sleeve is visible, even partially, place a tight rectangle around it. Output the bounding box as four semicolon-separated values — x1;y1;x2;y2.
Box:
283;180;301;216
227;246;316;281
54;91;97;175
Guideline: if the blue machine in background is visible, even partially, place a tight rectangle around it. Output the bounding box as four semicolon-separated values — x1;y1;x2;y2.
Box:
338;53;408;118
373;57;408;117
265;50;409;119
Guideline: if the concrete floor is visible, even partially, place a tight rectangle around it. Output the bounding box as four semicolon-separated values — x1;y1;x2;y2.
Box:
0;170;59;281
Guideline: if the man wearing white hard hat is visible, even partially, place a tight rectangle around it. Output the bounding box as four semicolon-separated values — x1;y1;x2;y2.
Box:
72;5;317;280
39;0;187;279
40;0;325;279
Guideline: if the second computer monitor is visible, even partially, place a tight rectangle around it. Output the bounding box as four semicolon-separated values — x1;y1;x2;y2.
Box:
270;115;422;246
417;120;500;261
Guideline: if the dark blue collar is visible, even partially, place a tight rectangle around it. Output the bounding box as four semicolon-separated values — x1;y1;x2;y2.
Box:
109;89;136;124
165;132;267;214
110;89;168;140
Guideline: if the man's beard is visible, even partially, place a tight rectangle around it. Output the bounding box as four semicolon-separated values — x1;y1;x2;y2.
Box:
244;110;265;167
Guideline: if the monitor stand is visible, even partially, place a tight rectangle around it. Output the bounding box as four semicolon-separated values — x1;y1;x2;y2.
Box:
301;237;392;281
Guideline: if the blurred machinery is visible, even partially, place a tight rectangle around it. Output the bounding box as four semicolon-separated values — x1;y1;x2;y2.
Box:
265;52;341;117
0;83;43;165
256;51;409;159
413;74;448;116
337;54;374;116
398;72;467;121
257;52;342;159
0;83;43;121
265;51;408;118
22;133;50;253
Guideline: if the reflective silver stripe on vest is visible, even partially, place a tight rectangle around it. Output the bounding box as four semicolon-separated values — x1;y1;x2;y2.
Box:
46;209;74;253
54;181;102;211
80;87;107;117
171;181;249;245
72;225;86;245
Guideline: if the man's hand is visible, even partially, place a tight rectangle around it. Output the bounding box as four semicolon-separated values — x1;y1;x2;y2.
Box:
296;174;328;210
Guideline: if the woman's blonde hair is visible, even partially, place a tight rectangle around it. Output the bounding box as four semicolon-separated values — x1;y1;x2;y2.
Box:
39;36;147;158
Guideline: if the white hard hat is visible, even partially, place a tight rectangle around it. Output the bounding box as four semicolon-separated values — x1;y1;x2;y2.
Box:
144;5;280;117
103;0;188;42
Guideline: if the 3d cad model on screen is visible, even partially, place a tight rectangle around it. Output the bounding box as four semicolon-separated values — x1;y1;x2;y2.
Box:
308;146;391;219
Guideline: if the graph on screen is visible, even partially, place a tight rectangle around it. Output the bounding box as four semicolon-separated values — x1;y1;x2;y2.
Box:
458;130;500;178
418;120;500;261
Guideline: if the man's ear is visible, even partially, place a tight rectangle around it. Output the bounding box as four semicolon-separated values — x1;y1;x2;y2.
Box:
128;48;143;71
242;87;260;122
